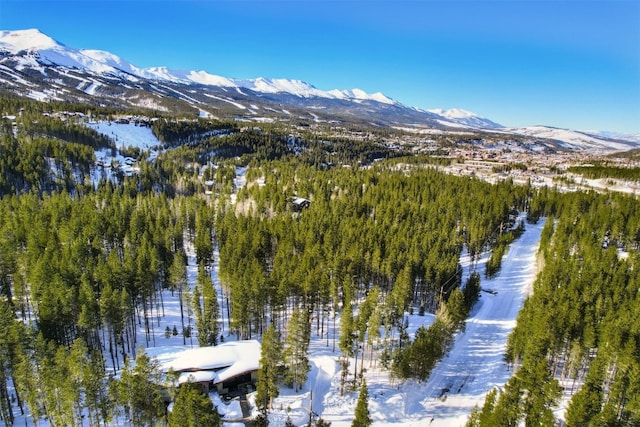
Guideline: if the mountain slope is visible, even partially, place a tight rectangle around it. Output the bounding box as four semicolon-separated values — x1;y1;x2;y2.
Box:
1;28;638;153
501;126;640;152
1;29;404;106
0;28;492;128
427;108;503;129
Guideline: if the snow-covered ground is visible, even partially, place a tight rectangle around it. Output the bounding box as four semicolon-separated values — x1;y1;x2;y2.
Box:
268;215;546;427
87;121;161;152
85;121;162;184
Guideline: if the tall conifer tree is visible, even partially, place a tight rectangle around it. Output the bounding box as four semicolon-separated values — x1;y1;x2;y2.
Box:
256;323;282;414
352;378;372;427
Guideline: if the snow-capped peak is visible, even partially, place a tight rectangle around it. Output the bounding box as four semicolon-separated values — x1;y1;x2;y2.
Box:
0;29;402;106
428;108;503;129
0;29;142;77
80;49;133;72
332;88;396;104
184;70;237;87
0;28;61;53
245;77;320;96
427;108;479;119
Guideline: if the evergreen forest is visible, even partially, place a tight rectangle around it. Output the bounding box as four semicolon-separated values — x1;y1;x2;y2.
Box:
0;96;638;426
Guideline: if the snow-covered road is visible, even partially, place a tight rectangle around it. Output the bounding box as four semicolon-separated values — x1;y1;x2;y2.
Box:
286;216;546;427
419;217;545;426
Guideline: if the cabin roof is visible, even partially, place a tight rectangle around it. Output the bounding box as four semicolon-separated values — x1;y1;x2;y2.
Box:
160;340;261;385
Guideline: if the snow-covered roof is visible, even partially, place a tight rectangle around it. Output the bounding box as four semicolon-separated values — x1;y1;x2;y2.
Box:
161;340;260;385
290;196;311;208
178;370;216;385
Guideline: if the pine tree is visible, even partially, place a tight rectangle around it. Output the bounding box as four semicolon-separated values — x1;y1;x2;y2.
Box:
465;405;481;427
117;346;167;426
256;323;282;414
463;272;481;311
315;417;332;427
252;413;269;426
284;308;311;392
391;265;413;319
193;262;219;346
193;285;205;344
68;339;109;424
0;297;15;426
168;382;221;427
339;290;354;396
169;252;188;345
355;287;378;377
565;375;603;426
39;341;77;427
446;287;468;332
194;206;214;266
352;378;372;427
13;328;43;426
465;388;498;427
366;304;382;368
521;358;561;426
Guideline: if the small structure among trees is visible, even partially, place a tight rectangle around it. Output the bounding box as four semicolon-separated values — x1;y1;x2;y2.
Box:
161;340;261;396
289;196;311;212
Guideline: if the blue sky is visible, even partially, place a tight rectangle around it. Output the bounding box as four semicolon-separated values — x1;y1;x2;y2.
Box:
1;0;639;133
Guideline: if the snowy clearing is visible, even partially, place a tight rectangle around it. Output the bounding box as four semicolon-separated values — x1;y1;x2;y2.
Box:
87;121;161;151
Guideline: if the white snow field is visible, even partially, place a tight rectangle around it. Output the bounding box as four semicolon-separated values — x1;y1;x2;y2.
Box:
87;121;161;152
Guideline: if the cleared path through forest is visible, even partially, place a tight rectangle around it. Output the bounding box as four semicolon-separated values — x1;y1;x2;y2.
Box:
419;217;546;426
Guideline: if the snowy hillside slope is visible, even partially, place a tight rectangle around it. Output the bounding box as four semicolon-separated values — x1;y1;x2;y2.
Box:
428;108;503;129
502;126;639;151
0;29;399;106
583;129;640;145
1;28;638;151
294;215;546;427
1;28;500;130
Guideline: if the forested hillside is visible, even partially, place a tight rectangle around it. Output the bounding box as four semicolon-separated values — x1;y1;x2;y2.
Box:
0;96;638;426
468;189;640;425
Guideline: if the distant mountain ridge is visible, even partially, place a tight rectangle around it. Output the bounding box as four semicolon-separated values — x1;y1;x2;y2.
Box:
0;29;398;105
0;29;501;128
1;28;639;152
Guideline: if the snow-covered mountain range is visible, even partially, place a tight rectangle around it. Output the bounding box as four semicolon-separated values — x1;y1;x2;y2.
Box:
0;29;500;128
1;28;638;152
0;29;397;105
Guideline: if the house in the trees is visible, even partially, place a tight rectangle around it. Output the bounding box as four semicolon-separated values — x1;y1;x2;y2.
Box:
161;340;260;396
290;196;311;212
204;180;214;196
